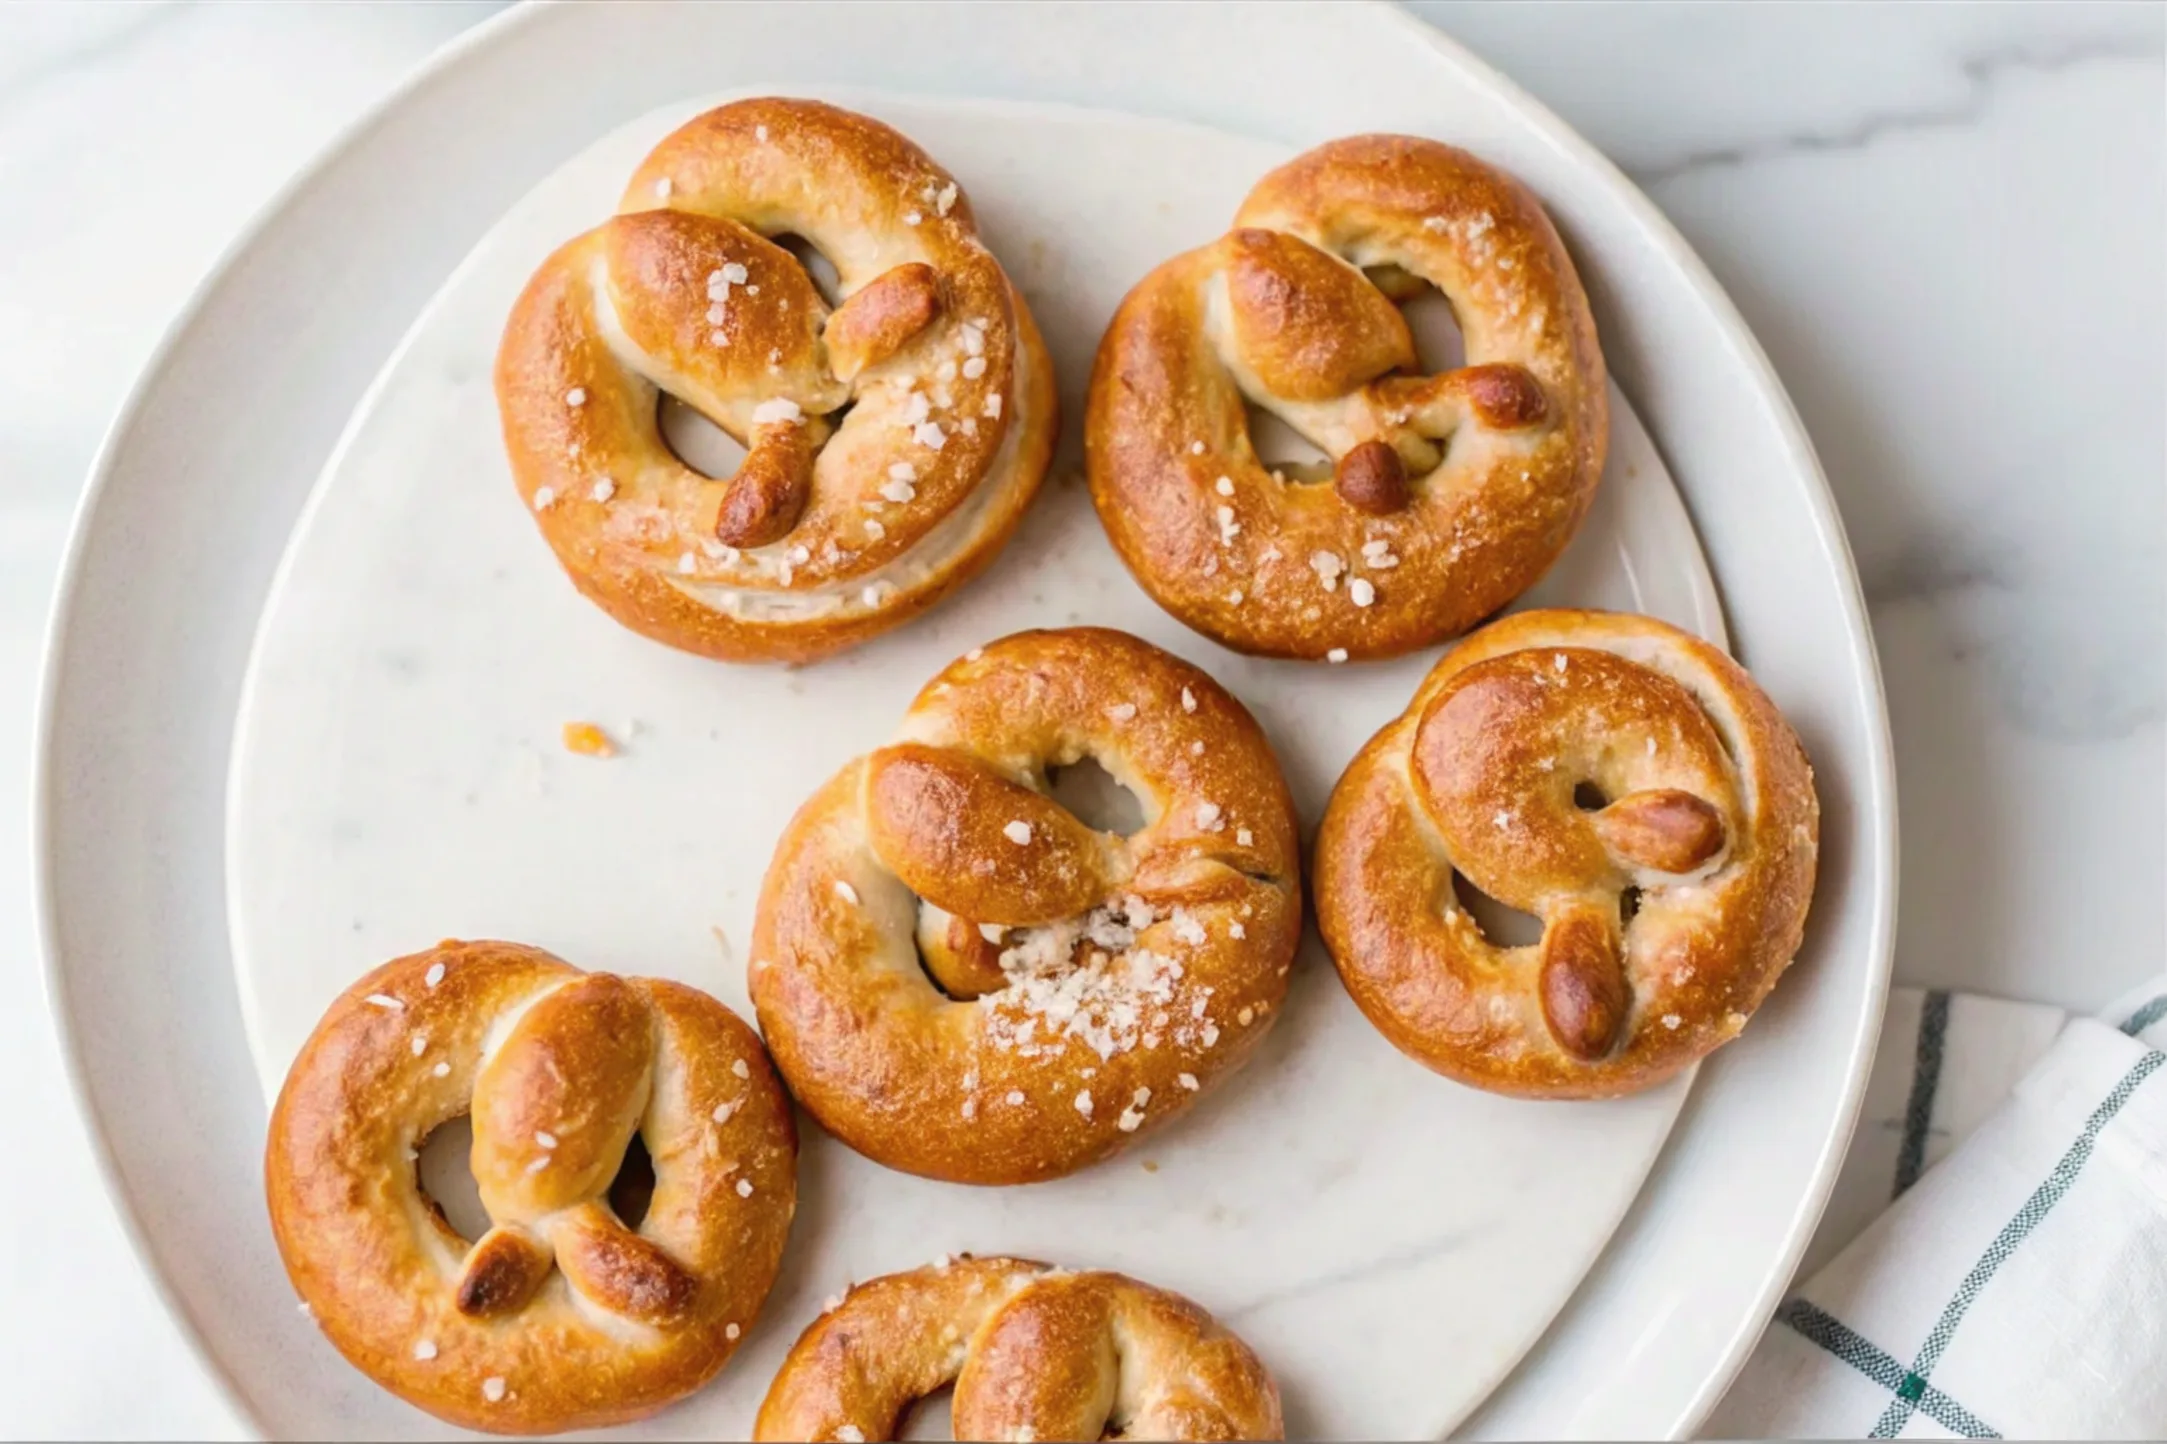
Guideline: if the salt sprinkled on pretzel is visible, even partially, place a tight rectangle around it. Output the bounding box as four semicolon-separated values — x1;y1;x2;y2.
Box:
1314;609;1818;1097
497;98;1057;663
754;1257;1283;1442
266;941;796;1433
1087;134;1607;660
749;628;1301;1184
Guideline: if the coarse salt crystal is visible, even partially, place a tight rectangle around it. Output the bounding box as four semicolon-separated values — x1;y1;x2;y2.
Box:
961;355;987;379
1226;589;1244;605
1201;1023;1221;1047
903;210;923;226
1236;827;1253;846
433;1061;451;1078
1180;687;1197;713
735;1178;754;1198
1074;1090;1094;1117
365;994;403;1011
590;477;616;503
961;1096;978;1120
1349;577;1377;607
1191;740;1206;755
410;1035;428;1056
564;387;587;407
1555;653;1569;673
936;182;959;216
1005;1089;1025;1105
1003;820;1033;845
980;923;1005;943
1493;811;1511;829
483;1377;507;1403
1327;648;1349;664
755;124;769;142
864;518;886;540
913;420;947;450
534;1130;558;1149
965;646;985;661
880;479;916;504
751;397;802;425
721;262;749;285
983;393;1002;419
424;962;445;988
833;880;859;905
1178;1072;1200;1090
733;1058;751;1079
1662;1013;1682;1030
525;1156;548;1174
1109;702;1138;722
712;1100;739;1124
1194;801;1223;831
1230;922;1246;939
1237;1006;1255;1026
413;1340;438;1361
531;487;556;511
678;552;697;574
725;1322;741;1340
836;1427;866;1443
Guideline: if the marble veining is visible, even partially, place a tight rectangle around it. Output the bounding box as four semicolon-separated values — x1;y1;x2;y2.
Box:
3;3;2159;1436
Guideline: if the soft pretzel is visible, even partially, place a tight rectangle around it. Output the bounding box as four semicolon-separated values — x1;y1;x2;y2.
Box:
497;97;1057;664
1087;134;1606;660
749;627;1301;1184
265;941;797;1433
754;1257;1283;1442
1314;610;1818;1097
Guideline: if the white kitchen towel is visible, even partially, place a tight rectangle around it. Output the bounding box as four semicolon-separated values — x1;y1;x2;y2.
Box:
1707;980;2167;1439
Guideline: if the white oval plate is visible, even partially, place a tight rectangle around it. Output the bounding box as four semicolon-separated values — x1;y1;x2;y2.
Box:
228;87;1716;1442
36;3;1894;1439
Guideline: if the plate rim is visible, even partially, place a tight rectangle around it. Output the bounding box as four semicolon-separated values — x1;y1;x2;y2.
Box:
31;1;1898;1437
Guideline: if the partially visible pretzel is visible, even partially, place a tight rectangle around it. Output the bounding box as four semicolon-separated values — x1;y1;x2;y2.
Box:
1314;610;1818;1097
498;97;1057;664
750;627;1301;1184
1088;134;1606;660
754;1257;1283;1442
266;941;797;1433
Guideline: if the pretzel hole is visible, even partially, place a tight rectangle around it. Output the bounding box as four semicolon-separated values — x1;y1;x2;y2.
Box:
1366;266;1466;376
607;1133;657;1230
415;1116;491;1244
1244;402;1333;484
1573;781;1609;811
774;232;844;308
1451;870;1543;948
1046;756;1145;837
898;1385;956;1440
658;393;750;479
1619;885;1644;926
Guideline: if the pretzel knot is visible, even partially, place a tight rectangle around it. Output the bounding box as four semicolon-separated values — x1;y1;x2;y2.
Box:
754;1257;1284;1442
1314;611;1819;1098
750;628;1302;1184
497;97;1057;663
266;941;797;1434
1087;134;1607;660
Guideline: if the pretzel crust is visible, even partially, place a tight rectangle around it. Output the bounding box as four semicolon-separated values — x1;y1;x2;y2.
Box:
750;628;1302;1184
1087;134;1606;660
753;1257;1283;1442
497;98;1057;664
266;941;796;1433
1314;610;1818;1097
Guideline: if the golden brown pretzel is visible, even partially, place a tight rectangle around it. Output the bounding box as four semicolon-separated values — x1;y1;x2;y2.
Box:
1314;610;1818;1097
753;1257;1283;1442
266;941;796;1433
1087;135;1606;660
497;97;1057;663
749;627;1301;1184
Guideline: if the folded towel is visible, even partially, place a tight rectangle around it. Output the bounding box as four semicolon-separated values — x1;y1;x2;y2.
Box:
1708;981;2167;1439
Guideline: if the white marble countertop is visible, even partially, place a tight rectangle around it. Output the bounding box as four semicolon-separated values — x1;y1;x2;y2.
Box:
1;2;2157;1436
